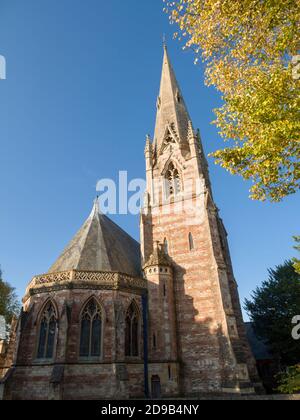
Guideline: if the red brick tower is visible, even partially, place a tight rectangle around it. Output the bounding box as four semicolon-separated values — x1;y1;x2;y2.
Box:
141;46;260;396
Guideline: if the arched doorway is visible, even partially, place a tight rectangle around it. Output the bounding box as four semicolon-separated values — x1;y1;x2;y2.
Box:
151;375;161;399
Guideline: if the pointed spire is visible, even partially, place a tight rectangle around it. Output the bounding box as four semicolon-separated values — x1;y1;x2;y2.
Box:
90;196;100;217
153;46;191;152
145;134;152;153
162;33;167;50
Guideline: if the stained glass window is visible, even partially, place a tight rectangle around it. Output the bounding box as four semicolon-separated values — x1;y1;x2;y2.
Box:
80;298;102;358
37;302;57;360
125;302;139;357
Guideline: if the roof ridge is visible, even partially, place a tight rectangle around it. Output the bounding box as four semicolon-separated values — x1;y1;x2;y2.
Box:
76;204;104;271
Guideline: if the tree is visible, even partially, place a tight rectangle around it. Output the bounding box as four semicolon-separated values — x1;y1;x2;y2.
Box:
245;261;300;366
0;268;20;325
278;365;300;394
293;236;300;274
164;0;300;201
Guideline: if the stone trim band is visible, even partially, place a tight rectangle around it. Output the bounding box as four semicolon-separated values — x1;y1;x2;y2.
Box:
24;270;147;301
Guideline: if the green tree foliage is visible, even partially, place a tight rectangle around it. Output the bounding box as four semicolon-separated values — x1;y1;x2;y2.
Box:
165;0;300;201
293;236;300;274
245;261;300;366
278;365;300;394
0;267;20;325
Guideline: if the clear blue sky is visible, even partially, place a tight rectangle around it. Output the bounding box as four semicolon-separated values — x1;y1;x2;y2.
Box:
0;0;299;319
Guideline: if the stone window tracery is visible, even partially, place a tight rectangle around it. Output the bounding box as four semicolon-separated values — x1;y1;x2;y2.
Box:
80;298;102;358
37;301;57;360
125;302;139;357
165;162;181;197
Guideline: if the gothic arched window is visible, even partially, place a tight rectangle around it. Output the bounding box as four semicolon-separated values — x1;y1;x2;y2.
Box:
165;162;181;198
80;298;102;358
37;301;57;360
189;232;195;251
125;302;139;357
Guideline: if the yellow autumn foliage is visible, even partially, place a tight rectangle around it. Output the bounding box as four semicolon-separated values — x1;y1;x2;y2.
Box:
294;237;300;275
164;0;300;201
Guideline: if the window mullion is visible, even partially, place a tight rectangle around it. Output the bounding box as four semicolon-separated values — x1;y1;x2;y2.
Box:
44;319;49;359
89;317;93;357
130;319;133;357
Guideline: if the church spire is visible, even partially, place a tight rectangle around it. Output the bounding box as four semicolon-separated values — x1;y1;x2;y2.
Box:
153;46;191;152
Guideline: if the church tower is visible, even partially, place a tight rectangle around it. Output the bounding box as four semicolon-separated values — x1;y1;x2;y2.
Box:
141;46;260;396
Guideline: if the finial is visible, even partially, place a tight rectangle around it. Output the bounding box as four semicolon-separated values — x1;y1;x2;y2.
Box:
145;135;153;155
89;195;100;218
93;195;100;213
145;134;152;147
163;33;167;50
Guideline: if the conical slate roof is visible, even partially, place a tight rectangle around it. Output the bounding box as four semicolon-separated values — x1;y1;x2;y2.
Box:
49;201;141;277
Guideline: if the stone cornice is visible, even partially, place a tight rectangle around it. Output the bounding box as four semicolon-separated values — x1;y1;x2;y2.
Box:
23;270;147;302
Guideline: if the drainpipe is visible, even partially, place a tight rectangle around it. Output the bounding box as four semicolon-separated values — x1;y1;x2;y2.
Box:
142;291;149;398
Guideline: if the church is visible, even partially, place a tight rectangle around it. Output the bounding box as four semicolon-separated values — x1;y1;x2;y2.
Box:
0;47;261;400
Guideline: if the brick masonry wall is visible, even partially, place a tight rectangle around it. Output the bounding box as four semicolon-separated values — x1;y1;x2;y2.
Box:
3;288;151;400
141;133;259;395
